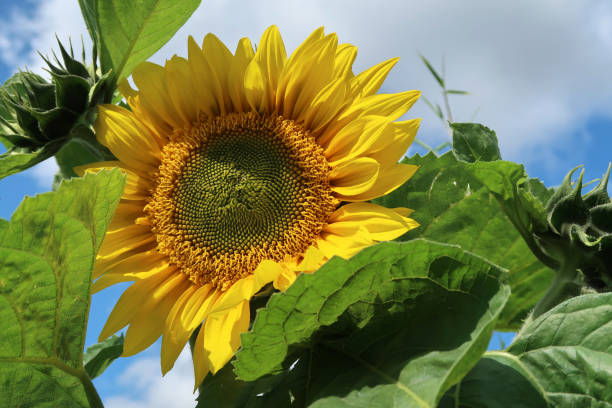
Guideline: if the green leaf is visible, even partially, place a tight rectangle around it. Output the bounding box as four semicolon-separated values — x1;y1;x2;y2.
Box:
421;95;444;120
13;168;125;253
0;140;64;181
467;160;557;266
96;0;201;80
506;293;612;406
231;240;510;407
438;353;549;407
0;169;124;407
451;122;501;163
78;0;101;54
374;152;554;330
419;54;445;88
83;334;124;379
445;293;612;407
446;89;469;95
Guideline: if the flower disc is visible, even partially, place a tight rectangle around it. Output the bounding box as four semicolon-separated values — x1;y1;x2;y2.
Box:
146;112;338;290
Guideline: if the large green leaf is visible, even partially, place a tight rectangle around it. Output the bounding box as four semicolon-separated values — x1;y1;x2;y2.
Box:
0;169;125;407
92;0;201;80
374;152;554;330
444;293;612;407
229;240;510;407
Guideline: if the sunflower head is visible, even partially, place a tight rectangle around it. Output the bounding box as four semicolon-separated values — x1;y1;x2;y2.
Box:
82;25;421;388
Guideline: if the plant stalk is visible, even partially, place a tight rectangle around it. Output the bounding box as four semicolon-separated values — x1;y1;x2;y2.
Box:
531;260;580;319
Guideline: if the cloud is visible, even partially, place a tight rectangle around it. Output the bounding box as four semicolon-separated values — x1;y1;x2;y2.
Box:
0;0;89;73
2;0;612;175
104;349;197;408
25;157;58;188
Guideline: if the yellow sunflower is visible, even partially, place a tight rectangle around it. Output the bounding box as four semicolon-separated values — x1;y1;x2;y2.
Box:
81;25;420;388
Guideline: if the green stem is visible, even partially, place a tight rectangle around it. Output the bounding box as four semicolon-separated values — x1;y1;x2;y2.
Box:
531;260;580;319
80;371;105;408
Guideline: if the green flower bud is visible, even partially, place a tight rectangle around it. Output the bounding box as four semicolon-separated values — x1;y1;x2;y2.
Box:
0;38;114;179
538;164;612;291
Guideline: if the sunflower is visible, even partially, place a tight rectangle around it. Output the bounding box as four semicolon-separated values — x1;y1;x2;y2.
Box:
80;25;420;388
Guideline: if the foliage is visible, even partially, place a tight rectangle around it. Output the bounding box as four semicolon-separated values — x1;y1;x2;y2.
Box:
0;2;609;408
0;170;125;408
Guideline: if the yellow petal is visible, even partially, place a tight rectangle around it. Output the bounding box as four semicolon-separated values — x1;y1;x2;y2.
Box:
244;60;266;113
246;25;287;112
97;224;155;260
75;162;151;200
317;224;373;259
93;248;168;282
123;274;190;357
274;269;297;292
341;90;421;122
210;260;282;316
350;57;399;98
105;201;144;233
95;105;161;176
228;38;255;112
300;77;349;132
342;163;419;202
288;27;325;60
187;36;218;118
334;43;357;79
192;326;211;390
281;34;338;119
203;301;250;374
159;284;198;374
254;259;285;288
328;202;419;241
162;285;218;374
368;119;421;164
118;77;137;98
202;33;234;115
296;246;326;272
131;62;182;129
165;56;199;125
330;157;380;197
98;267;176;341
322;116;391;164
128;95;172;144
74;161;121;177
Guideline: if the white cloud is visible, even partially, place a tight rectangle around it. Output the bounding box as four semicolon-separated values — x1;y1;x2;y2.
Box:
25;157;58;188
0;0;89;73
2;0;612;175
104;348;197;408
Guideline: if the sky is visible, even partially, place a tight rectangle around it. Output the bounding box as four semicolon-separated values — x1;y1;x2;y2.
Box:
0;0;610;406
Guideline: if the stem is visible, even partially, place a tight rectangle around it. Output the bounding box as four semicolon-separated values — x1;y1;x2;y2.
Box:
80;371;105;408
453;378;461;408
442;89;454;123
531;260;580;319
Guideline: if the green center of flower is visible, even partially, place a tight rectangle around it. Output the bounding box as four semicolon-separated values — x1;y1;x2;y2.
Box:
173;132;306;253
146;112;338;289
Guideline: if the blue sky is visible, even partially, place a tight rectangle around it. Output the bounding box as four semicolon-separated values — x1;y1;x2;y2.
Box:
0;0;610;406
